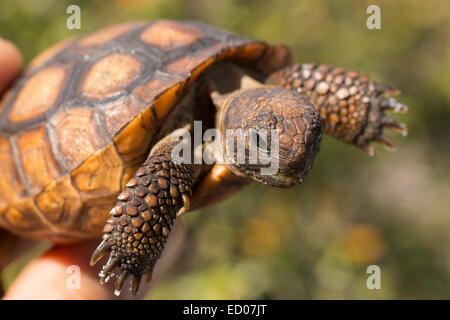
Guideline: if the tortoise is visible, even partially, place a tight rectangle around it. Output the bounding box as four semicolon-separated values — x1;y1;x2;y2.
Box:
0;20;408;296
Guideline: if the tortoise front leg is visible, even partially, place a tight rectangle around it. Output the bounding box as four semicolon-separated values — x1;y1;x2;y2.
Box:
267;63;408;155
91;138;200;296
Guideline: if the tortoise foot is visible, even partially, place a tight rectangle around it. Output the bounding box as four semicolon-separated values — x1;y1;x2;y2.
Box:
91;152;195;296
267;63;409;155
357;84;408;156
91;234;154;296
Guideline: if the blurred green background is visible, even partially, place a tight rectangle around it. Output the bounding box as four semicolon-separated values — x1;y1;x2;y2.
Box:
1;0;449;299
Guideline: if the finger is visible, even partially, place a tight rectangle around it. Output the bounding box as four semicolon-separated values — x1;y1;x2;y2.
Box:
0;38;22;94
3;219;186;300
4;240;116;300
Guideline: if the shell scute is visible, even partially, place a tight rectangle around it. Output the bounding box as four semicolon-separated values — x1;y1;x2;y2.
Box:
97;95;148;138
82;53;143;100
1;198;48;234
132;72;186;106
9;65;67;123
0;136;25;210
78;203;115;235
15;125;62;195
113;112;156;164
71;143;123;196
79;22;144;47
140;20;203;49
34;175;83;227
50;108;109;171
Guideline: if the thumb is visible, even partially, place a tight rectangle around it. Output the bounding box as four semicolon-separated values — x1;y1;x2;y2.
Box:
0;38;22;94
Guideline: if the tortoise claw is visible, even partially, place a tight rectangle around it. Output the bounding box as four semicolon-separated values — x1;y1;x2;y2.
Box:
375;133;396;151
145;268;153;283
381;115;408;136
96;252;150;296
177;193;191;216
90;239;111;266
98;256;120;285
376;87;409;148
376;95;408;151
114;271;129;296
130;274;142;296
359;89;408;155
380;97;408;113
375;83;401;96
362;144;377;157
360;113;406;155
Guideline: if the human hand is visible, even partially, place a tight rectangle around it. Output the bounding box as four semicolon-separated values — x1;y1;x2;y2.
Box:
4;221;185;299
0;39;185;299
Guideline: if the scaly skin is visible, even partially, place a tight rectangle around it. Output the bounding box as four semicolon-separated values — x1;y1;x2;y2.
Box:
220;87;322;187
267;63;408;155
91;140;200;295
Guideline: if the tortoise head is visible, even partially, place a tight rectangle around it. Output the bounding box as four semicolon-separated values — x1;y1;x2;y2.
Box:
217;87;322;187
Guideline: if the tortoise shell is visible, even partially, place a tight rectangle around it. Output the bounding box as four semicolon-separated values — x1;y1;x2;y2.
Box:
0;20;293;242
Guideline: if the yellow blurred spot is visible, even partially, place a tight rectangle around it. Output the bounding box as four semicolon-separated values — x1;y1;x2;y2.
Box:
261;203;294;237
342;224;385;264
240;218;280;258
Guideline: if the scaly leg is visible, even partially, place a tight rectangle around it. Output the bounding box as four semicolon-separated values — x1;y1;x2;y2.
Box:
267;63;408;155
91;136;200;296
